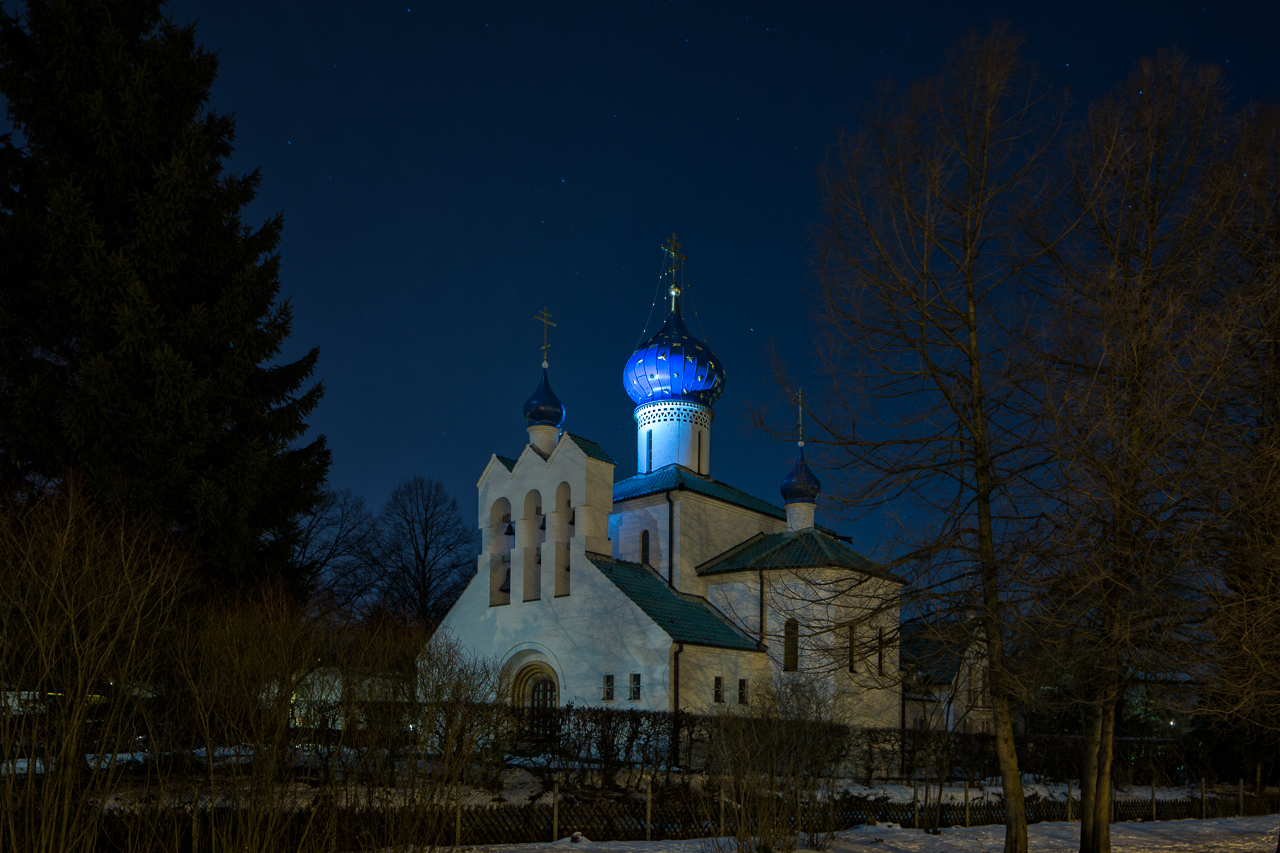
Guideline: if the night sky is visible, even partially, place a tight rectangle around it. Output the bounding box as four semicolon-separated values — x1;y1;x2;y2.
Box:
161;0;1280;553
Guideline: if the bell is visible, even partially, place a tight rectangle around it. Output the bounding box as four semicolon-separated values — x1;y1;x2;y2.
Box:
498;567;511;594
569;510;576;526
539;517;546;531
504;523;515;536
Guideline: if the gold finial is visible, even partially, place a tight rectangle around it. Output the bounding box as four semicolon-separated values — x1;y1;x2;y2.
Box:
661;233;686;314
535;307;556;368
797;389;804;448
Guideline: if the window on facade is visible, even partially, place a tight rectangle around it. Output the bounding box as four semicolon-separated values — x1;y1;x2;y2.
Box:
602;674;614;701
877;627;885;676
646;430;653;473
640;530;650;566
629;673;642;701
738;678;749;705
697;432;702;472
783;619;799;672
847;623;857;674
714;676;724;703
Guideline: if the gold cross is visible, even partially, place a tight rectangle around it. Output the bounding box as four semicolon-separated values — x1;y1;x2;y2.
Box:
661;233;686;312
535;307;556;366
797;389;804;445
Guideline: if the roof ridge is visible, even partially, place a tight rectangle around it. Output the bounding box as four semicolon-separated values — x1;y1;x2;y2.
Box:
564;433;617;464
696;531;767;571
672;588;761;646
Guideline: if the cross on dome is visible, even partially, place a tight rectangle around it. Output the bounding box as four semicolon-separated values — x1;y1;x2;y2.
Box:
535;306;557;368
524;307;565;428
662;233;686;315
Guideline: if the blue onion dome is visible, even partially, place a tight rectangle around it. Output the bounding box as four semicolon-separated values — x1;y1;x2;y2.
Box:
523;368;565;427
623;309;726;406
780;446;822;505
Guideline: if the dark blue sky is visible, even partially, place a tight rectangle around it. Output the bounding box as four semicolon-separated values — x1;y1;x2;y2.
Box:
164;0;1280;553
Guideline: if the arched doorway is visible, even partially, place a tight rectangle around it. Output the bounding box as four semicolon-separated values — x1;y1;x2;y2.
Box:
513;663;559;741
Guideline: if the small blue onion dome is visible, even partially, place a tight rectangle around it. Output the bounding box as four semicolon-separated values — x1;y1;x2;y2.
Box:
523;368;565;427
622;310;726;406
780;447;821;505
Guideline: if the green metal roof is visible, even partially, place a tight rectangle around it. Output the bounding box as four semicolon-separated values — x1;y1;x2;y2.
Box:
696;528;904;584
584;553;761;651
495;455;517;472
565;434;616;465
613;465;786;520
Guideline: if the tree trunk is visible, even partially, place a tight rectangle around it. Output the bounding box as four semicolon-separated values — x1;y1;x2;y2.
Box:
992;693;1027;853
1079;702;1103;850
1081;697;1117;853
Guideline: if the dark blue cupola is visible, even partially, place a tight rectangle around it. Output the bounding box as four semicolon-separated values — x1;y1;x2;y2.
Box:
780;391;820;531
523;366;565;428
780;446;821;505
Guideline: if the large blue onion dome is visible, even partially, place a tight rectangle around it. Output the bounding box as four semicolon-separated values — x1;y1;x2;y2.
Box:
780;447;822;505
523;368;565;427
623;310;726;406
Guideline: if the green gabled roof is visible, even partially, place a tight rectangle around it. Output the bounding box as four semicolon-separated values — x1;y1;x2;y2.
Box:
584;553;761;651
494;455;517;472
613;465;786;520
697;528;903;584
565;434;616;464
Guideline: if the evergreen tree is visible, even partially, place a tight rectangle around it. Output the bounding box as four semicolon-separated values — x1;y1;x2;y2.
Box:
0;0;330;593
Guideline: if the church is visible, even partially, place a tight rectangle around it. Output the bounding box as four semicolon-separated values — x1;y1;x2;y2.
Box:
439;237;902;726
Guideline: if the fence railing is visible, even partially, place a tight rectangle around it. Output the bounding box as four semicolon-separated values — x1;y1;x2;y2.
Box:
29;790;1280;851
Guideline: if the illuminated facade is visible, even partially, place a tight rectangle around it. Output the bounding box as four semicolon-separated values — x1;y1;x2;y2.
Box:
438;237;902;724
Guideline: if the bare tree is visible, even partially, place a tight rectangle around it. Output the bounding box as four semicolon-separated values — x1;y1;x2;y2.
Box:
1031;52;1243;853
1197;103;1280;849
297;487;377;616
807;26;1061;853
367;476;477;629
0;486;188;853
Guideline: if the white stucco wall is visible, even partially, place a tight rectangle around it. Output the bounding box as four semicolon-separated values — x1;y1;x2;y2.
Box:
704;568;902;728
633;401;713;476
442;537;677;710
611;491;786;595
676;644;771;713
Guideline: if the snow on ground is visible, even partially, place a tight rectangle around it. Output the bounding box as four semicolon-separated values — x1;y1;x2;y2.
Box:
830;780;1259;805
469;816;1280;852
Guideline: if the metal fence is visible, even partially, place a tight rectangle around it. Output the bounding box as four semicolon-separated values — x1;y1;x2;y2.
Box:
444;789;1280;846
65;787;1280;851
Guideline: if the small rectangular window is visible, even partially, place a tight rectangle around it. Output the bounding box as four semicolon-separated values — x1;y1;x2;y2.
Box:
629;673;641;701
847;623;856;674
713;676;724;703
738;678;749;705
646;431;653;473
783;619;799;672
877;627;885;676
602;674;614;701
